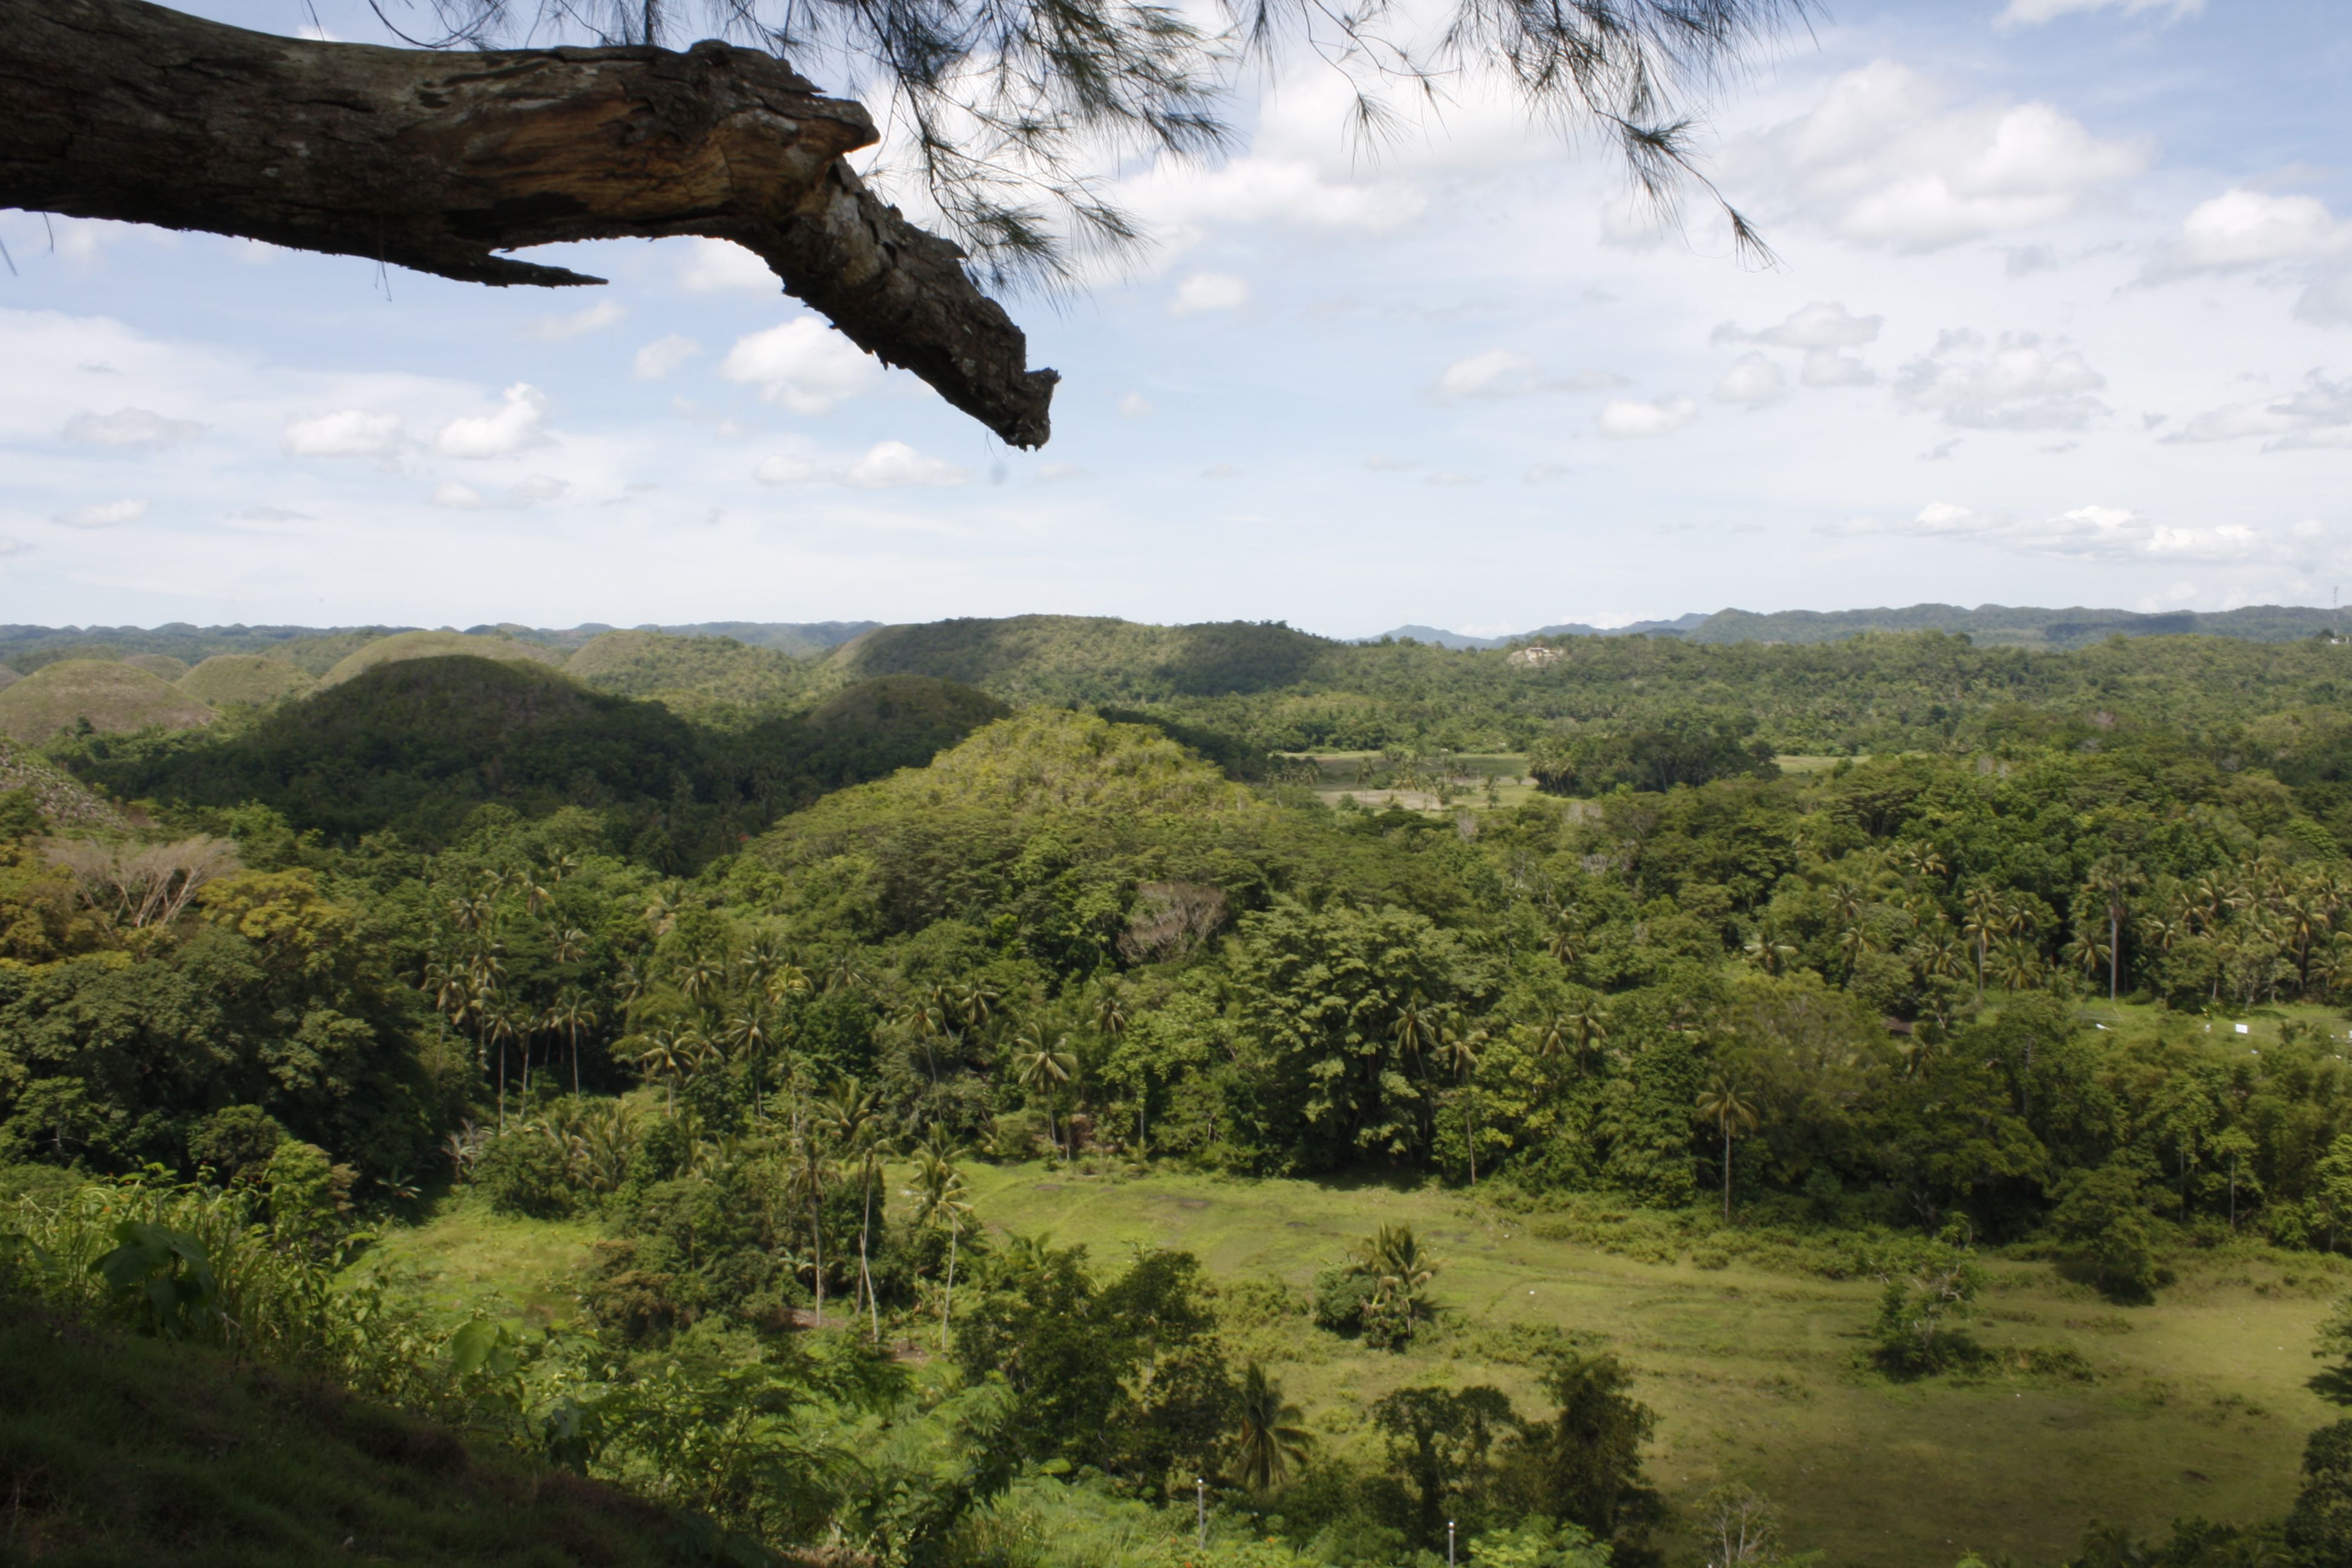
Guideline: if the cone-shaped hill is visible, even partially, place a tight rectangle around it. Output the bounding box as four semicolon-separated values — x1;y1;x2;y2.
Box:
177;653;318;707
76;657;1010;861
820;614;1337;704
0;659;215;744
316;630;566;690
563;629;809;711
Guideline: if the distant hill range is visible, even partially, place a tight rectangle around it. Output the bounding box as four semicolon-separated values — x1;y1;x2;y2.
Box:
1368;603;2352;652
0;619;881;674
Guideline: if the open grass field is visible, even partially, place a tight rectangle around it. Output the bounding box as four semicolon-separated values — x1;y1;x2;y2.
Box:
959;1163;2346;1568
354;1195;604;1331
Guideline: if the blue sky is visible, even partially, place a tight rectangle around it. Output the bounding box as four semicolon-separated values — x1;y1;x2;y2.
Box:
4;0;2350;637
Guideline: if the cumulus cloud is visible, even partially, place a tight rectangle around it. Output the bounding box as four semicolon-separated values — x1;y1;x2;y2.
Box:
283;408;404;457
632;335;702;380
1829;500;2277;563
520;299;625;341
1996;0;2202;27
435;383;549;458
2167;371;2352;451
1169;272;1250;316
1713;354;1786;408
753;439;969;489
1119;393;1154;418
1713;301;1883;350
719;319;883;414
53;498;149;529
680;239;778;293
1893;330;2108;430
1432;353;1621;401
1435;350;1540;400
431;475;571;509
2145;189;2352;281
1119;157;1423;248
1599;397;1697;438
60;407;206;448
2296;275;2352;327
1732;62;2148;251
1802;348;1877;388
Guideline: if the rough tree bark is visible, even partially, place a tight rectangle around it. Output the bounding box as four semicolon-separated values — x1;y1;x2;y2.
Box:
0;0;1057;446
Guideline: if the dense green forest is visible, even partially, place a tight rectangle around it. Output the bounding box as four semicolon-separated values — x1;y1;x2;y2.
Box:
11;621;2352;1566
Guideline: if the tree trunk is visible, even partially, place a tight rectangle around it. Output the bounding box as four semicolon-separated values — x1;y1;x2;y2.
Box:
0;0;1056;446
859;1161;878;1344
941;1218;958;1351
1720;1128;1731;1223
2109;907;2121;1002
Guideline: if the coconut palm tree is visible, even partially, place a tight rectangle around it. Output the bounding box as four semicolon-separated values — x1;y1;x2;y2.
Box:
818;1076;885;1341
1991;936;2042;994
631;1028;691;1116
1232;1362;1312;1491
1437;1025;1485;1184
723;1005;777;1118
1961;884;2007;1003
1354;1222;1439;1339
1011;1027;1079;1160
1565;1001;1610;1068
1694;1074;1759;1224
2083;855;2145;1001
904;1140;972;1349
785;1125;840;1327
544;988;597;1097
2065;926;2112;988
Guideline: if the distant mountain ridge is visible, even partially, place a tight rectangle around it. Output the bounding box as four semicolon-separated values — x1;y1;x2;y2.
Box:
1370;603;2351;652
0;619;881;673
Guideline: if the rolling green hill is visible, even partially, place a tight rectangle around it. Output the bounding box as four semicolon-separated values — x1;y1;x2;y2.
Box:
316;631;569;690
176;654;317;707
66;659;1009;860
0;659;216;745
827;615;1336;703
564;629;812;713
120;652;188;679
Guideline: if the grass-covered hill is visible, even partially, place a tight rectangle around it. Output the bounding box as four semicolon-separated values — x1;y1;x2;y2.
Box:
803;615;2352;759
67;658;1009;861
316;630;568;690
0;1296;705;1567
826;615;1337;703
0;659;215;745
564;629;812;713
176;653;318;707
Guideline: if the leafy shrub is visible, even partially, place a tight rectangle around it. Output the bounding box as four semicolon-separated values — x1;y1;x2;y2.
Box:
472;1125;577;1218
188;1103;285;1182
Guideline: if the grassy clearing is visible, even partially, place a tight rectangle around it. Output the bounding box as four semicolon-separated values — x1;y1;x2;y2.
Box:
352;1194;603;1331
962;1162;2342;1568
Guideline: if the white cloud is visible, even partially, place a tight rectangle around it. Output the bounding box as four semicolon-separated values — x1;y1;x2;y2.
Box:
753;439;969;489
2168;371;2352;451
431;475;571;509
1034;462;1089;484
53;498;149;529
2296;275;2352;327
1714;301;1883;350
434;383;549;459
60;407;206;448
1120;157;1424;247
1831;500;2284;564
1996;0;2202;27
1435;350;1540;400
1119;392;1154;419
1713;354;1786;408
1802;348;1878;388
679;239;778;293
1734;62;2148;251
520;299;625;341
632;335;702;380
283;408;404;457
1893;331;2108;430
2146;189;2352;284
719;319;883;414
0;537;30;557
1170;272;1250;316
1599;397;1697;438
